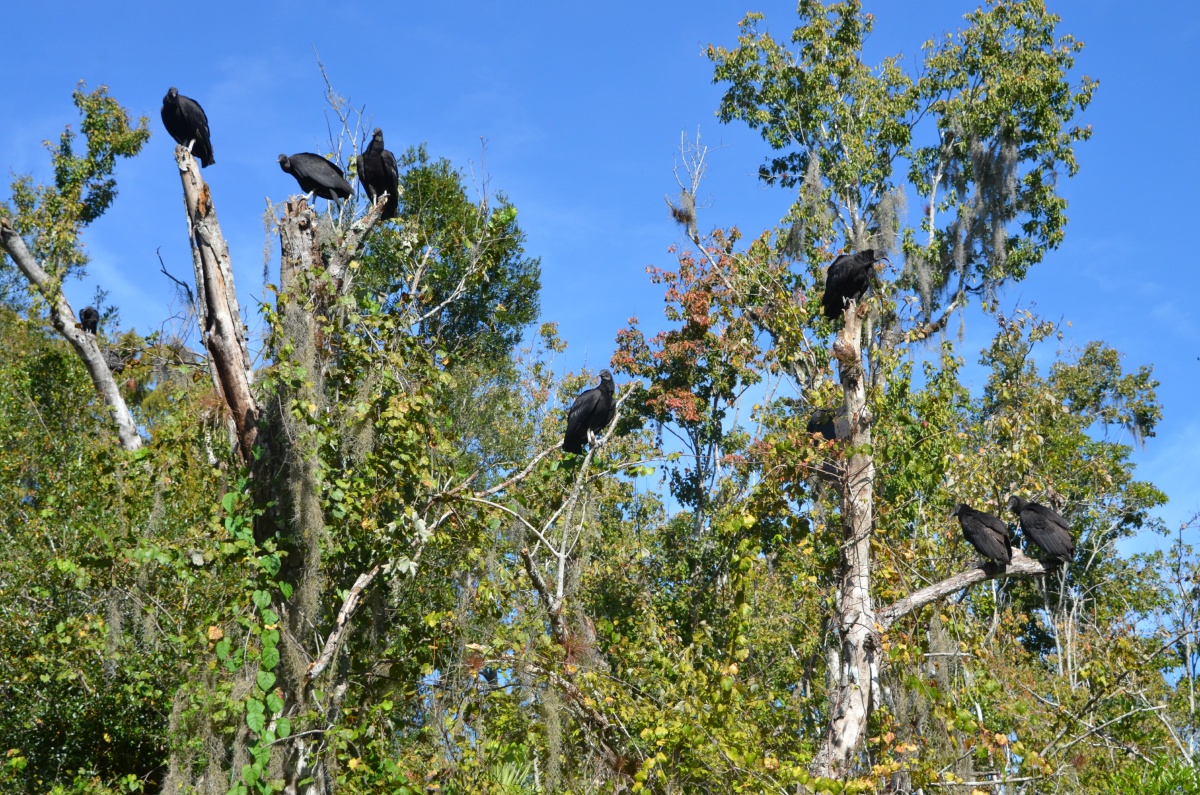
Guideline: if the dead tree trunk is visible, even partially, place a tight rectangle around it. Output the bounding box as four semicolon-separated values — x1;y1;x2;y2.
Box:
814;300;879;778
270;197;384;794
169;136;386;791
174;145;260;461
0;218;143;451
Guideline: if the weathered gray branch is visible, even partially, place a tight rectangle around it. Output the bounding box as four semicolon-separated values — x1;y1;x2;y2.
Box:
304;564;382;687
877;549;1054;631
521;546;568;645
175;145;260;461
0;218;143;451
326;198;386;289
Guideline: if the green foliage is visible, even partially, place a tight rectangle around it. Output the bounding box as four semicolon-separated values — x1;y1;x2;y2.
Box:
709;0;1096;310
5;83;149;275
357;144;541;361
0;10;1193;793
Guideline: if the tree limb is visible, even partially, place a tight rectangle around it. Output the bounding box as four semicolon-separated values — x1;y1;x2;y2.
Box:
326;197;386;290
175;145;260;461
304;564;382;687
0;218;143;451
521;547;567;645
877;549;1054;631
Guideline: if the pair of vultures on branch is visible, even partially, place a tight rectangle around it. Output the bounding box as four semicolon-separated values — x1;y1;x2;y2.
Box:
952;498;1075;565
160;87;399;219
814;248;1077;566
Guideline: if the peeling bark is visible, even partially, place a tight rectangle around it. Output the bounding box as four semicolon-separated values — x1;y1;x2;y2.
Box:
175;145;260;461
814;300;878;778
0;218;143;451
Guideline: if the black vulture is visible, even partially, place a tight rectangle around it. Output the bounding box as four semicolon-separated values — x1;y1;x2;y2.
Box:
79;306;99;335
563;370;616;455
806;409;837;440
950;503;1012;565
102;348;124;373
1007;495;1075;563
278;154;353;201
821;249;888;320
359;128;399;220
807;406;850;441
161;88;214;167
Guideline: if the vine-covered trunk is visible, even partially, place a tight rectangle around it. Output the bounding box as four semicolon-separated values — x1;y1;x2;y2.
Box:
814;300;879;778
167;148;386;794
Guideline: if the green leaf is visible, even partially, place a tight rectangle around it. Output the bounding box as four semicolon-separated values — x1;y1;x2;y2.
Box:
245;710;265;734
257;670;277;692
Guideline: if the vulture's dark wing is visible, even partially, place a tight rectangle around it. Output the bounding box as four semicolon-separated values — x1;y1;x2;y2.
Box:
283;154;353;200
361;144;400;219
806;410;836;440
960;508;1012;565
379;148;399;219
79;306;99;334
1022;503;1075;561
821;254;855;319
564;388;602;454
178;95;214;167
162;91;215;167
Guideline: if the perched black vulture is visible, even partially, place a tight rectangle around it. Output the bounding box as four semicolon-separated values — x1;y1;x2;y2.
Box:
102;348;124;373
806;409;837;441
359;128;399;220
161;88;214;167
1007;495;1075;563
821;249;888;320
950;503;1012;565
278;154;353;201
563;370;616;455
79;306;99;335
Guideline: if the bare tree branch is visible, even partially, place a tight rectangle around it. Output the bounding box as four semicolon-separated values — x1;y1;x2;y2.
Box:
877;549;1054;631
521;546;568;645
0;218;143;451
304;564;382;687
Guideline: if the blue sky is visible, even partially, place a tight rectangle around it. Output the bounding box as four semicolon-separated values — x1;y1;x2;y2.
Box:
1;1;1197;540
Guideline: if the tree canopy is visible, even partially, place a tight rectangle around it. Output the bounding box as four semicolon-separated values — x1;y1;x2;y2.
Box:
0;6;1196;795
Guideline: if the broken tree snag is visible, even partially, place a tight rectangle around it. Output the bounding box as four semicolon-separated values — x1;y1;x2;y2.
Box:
814;296;879;779
0;219;143;452
278;198;322;293
175;145;259;461
878;550;1054;631
326;197;386;290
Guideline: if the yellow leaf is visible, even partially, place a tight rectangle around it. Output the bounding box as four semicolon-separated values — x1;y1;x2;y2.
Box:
207;626;224;641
